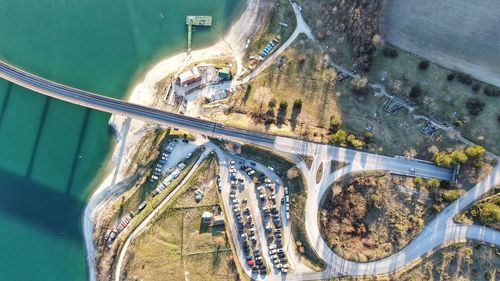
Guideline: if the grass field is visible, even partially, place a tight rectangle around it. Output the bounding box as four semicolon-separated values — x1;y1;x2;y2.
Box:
245;0;297;61
222;39;459;158
399;242;499;281
122;156;238;281
383;0;500;88
368;48;500;155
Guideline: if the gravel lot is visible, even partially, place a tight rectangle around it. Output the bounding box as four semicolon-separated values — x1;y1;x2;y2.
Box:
383;0;500;87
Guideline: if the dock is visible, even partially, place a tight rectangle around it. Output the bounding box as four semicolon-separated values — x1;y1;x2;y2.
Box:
186;16;212;54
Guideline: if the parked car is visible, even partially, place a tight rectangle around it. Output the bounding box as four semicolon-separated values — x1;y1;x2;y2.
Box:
267;166;275;172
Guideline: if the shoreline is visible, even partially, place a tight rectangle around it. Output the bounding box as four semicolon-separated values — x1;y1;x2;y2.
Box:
83;0;261;280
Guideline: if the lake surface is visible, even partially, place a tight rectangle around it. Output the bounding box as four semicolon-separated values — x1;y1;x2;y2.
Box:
0;0;243;280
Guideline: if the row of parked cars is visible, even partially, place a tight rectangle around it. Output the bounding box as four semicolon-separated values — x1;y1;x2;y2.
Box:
227;162;268;276
150;140;177;182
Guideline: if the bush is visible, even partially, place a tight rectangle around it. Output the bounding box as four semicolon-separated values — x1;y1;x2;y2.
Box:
329;117;341;132
409;85;422;98
465;145;486;158
418;60;430;70
382;46;398;58
442;190;462;202
446;73;456;81
453;118;463;127
293;99;303;110
427;178;441;188
279;100;288;110
329;129;347;145
471;202;500;224
465;97;485;116
268;98;277;108
483;85;500;97
457;73;473;85
472;83;481;92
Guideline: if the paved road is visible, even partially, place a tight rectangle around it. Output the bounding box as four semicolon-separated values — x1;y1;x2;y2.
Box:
298;155;500;279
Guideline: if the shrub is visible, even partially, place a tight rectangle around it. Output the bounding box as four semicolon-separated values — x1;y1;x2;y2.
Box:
409;85;422;98
442;189;462;202
293;99;303;110
446;73;456;81
329;117;341;132
472;83;481;92
382;46;398;58
465;97;485;115
371;193;380;202
471;202;500;224
268;98;277;108
483;85;500;97
465;145;486;158
427;178;441;188
418;60;430;70
453;118;463;127
457;73;473;85
329;129;347;145
279;100;288;110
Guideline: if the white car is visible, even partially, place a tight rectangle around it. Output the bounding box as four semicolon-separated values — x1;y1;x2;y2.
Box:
264;179;272;183
232;199;240;204
275;263;283;269
269;244;277;250
230;160;236;165
229;168;236;173
269;249;277;255
270;254;279;260
273;258;280;264
185;152;192;159
267;166;275;172
281;268;288;273
282;264;289;269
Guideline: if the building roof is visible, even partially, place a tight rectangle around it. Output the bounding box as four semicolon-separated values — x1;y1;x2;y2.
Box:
178;67;201;85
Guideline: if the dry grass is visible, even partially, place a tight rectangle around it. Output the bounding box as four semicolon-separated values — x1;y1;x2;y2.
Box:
223;38;458;158
368;48;500;155
173;156;219;208
383;0;500;88
400;242;499;281
122;156;238;281
320;172;444;262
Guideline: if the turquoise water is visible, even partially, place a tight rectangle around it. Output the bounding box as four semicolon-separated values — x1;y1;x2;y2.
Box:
0;0;243;280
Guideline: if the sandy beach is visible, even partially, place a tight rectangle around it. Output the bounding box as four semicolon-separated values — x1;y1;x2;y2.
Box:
83;0;262;280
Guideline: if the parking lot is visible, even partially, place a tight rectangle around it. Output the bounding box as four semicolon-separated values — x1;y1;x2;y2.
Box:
217;154;293;278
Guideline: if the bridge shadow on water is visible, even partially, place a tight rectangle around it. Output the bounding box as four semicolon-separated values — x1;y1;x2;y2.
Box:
0;166;85;241
65;108;92;195
0;81;13;128
25;96;51;178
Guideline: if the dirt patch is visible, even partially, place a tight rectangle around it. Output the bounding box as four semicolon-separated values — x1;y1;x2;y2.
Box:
319;171;445;262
